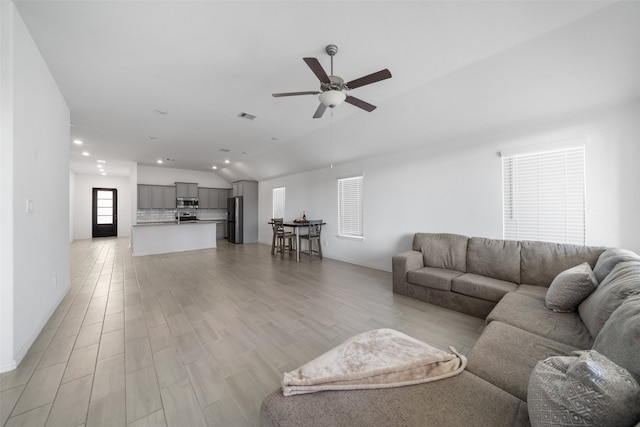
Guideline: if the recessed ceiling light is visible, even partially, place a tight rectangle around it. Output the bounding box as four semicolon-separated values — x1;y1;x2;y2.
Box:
97;164;103;168
73;139;83;145
101;172;106;176
157;159;163;164
212;166;217;170
224;159;230;164
97;160;106;163
82;152;90;156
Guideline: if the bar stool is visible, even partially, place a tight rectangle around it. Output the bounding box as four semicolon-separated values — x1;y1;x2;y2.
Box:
271;218;294;256
299;220;323;260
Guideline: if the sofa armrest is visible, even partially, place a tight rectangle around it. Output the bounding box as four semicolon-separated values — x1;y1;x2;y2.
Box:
392;250;424;295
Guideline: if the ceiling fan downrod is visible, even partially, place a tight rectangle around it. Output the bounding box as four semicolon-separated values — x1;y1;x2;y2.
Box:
326;44;338;76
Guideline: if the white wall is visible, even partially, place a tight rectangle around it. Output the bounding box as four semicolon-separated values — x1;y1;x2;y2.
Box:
72;174;132;240
137;164;231;188
258;102;640;271
1;3;71;372
69;170;75;242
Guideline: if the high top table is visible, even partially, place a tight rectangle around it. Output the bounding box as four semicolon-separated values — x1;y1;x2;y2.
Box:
270;221;326;262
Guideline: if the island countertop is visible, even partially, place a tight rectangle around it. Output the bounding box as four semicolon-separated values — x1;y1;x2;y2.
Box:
133;219;226;227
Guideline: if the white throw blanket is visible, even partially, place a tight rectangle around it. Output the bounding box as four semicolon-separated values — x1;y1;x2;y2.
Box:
282;328;467;396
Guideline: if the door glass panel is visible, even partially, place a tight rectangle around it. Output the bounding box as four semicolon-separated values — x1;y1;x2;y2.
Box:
96;190;113;224
97;216;113;224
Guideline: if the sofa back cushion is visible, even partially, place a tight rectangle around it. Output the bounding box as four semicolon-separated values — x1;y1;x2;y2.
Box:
520;241;604;287
592;248;640;283
593;294;640;382
466;237;520;283
579;260;640;338
413;233;468;272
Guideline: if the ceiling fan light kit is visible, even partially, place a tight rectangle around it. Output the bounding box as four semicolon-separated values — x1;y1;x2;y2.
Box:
319;90;346;108
273;44;392;118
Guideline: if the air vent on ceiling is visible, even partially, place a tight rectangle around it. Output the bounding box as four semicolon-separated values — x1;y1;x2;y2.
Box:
237;112;256;120
219;148;230;153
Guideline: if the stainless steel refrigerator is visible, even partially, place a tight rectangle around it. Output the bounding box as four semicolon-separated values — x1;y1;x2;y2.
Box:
227;196;243;243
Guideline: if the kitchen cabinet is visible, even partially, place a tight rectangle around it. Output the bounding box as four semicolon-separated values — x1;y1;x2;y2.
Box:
198;187;210;208
162;186;176;209
138;185;153;209
138;185;176;209
216;222;226;239
176;182;198;198
197;188;230;209
218;189;229;209
198;188;219;209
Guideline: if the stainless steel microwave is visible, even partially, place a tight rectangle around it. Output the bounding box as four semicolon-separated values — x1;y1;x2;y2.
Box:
176;197;198;209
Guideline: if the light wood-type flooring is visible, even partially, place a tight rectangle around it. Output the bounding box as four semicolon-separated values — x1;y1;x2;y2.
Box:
1;237;485;427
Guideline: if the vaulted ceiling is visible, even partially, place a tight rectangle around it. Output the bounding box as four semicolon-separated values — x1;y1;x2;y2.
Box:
14;1;640;182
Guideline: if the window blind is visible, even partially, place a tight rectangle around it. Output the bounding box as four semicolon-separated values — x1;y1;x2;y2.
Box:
502;146;586;245
338;176;363;238
272;187;285;219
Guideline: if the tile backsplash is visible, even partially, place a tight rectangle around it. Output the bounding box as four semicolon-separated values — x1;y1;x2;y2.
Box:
137;209;227;223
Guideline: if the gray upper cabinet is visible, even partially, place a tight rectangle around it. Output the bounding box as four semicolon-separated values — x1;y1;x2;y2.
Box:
218;189;229;209
138;185;153;209
198;187;209;208
197;188;230;209
176;182;198;198
163;186;176;209
138;184;176;209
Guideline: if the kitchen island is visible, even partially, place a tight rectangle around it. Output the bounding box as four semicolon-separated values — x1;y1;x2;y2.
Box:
130;221;218;256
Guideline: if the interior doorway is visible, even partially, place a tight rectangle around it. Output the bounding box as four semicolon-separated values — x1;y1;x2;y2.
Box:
92;188;118;238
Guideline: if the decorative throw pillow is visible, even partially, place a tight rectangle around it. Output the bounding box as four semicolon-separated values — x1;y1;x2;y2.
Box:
545;262;598;312
528;350;640;427
592;248;640;283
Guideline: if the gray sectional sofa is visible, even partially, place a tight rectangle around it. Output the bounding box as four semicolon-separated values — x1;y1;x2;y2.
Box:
260;233;640;427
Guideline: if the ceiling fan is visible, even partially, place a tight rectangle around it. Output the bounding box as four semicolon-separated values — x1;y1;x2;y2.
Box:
272;44;392;118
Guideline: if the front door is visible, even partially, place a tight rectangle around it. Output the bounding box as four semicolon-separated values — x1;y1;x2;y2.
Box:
92;188;118;238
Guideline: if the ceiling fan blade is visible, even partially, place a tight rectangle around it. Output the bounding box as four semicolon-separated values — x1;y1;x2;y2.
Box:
345;69;392;90
272;91;320;97
345;96;376;112
303;57;331;84
313;103;327;119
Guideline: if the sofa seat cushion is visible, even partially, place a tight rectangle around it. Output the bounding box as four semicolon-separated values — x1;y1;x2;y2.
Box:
487;292;593;349
466;321;578;401
413;233;468;272
407;267;463;291
467;237;521;284
579;260;640;338
514;284;548;301
593;294;640;381
260;371;529;427
451;273;517;303
520;240;604;287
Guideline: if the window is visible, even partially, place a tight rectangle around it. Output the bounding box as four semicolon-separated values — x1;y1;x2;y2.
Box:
338;176;363;238
272;187;285;219
502;146;586;245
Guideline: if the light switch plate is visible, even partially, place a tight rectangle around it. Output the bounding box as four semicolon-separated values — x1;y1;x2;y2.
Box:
26;198;33;213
